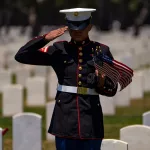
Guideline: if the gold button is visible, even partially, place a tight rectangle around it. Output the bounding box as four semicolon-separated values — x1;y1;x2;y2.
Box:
79;47;82;50
82;41;85;45
78;81;82;86
79;66;82;70
79;59;83;63
78;74;82;78
58;100;61;103
64;60;67;63
79;52;83;56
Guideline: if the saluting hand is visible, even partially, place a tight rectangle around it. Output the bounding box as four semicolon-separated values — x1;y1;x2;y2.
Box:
45;26;68;41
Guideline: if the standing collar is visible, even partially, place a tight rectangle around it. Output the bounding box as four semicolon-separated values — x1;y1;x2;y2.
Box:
69;37;91;46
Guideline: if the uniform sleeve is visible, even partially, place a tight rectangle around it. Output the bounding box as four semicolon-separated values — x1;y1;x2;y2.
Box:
96;47;118;97
14;35;56;66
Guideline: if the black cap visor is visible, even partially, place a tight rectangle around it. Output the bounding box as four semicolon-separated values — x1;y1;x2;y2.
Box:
66;17;91;30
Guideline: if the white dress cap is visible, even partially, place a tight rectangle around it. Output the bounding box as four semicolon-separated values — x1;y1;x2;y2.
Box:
59;8;96;21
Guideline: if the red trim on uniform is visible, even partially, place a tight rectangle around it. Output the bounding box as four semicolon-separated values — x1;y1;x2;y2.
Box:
99;43;108;47
40;46;49;53
49;132;104;140
76;47;81;138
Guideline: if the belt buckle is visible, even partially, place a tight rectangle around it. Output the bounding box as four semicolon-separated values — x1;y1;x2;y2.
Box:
77;87;88;95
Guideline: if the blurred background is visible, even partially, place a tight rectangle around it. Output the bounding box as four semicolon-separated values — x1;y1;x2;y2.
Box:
0;0;150;150
0;0;150;37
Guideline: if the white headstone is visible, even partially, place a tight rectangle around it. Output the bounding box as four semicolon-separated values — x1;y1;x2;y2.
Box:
143;111;150;126
101;139;128;150
48;71;58;100
6;56;22;69
120;125;150;150
15;67;30;86
2;84;23;117
26;76;46;106
121;52;133;68
0;69;12;92
114;86;130;107
33;66;48;77
132;54;139;70
130;71;144;100
13;113;42;150
0;128;2;150
143;69;150;92
46;101;55;141
100;96;115;115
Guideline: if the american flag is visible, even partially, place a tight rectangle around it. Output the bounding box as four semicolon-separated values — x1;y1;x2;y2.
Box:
93;53;133;91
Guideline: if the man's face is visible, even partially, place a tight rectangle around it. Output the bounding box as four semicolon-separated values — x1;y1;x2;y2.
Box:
68;24;92;41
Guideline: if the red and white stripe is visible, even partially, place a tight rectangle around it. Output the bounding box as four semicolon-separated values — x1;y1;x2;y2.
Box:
94;58;133;91
40;46;49;53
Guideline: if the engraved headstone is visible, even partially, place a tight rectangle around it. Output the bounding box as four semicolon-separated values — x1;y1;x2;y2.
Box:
120;125;150;150
13;113;42;150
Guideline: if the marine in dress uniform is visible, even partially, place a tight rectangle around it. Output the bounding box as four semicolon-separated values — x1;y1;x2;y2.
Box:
15;8;118;150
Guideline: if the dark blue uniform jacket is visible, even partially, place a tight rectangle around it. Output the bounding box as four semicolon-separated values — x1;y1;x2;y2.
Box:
15;34;118;139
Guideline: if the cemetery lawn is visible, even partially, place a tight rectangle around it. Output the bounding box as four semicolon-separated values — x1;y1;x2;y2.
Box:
0;92;150;150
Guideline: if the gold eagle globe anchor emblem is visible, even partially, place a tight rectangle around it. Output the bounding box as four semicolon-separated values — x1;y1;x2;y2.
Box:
74;12;79;16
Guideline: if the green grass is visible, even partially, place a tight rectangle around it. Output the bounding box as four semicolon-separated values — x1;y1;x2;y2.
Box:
0;92;150;149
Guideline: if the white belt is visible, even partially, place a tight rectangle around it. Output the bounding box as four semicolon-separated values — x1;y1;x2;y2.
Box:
57;84;99;95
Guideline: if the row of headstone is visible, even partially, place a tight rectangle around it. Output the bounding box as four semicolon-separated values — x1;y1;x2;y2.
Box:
2;45;150;72
0;65;51;91
0;27;150;68
1;71;57;117
5;112;129;150
1;77;47;117
1;67;149;117
0;102;150;150
0;69;148;117
6;111;150;150
0;57;149;116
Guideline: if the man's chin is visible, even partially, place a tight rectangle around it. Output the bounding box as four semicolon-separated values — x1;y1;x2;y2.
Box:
73;37;84;42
